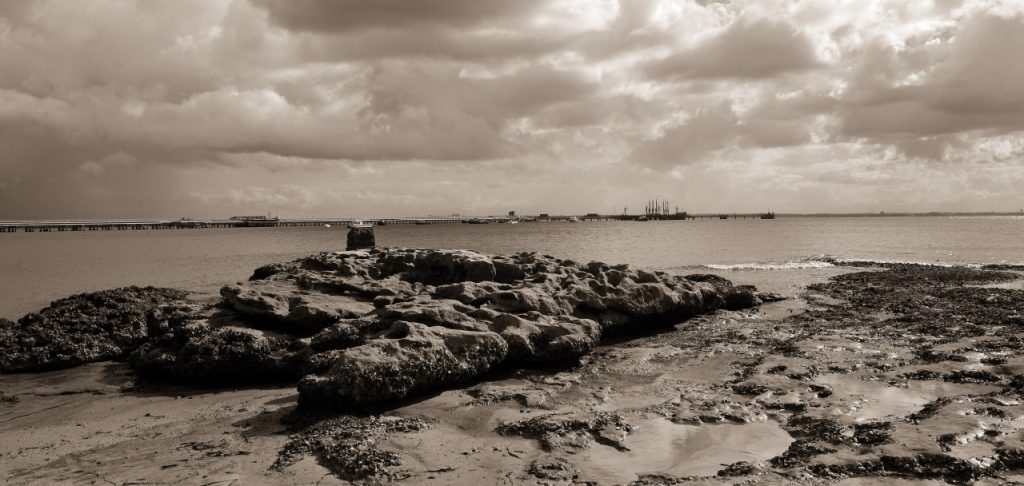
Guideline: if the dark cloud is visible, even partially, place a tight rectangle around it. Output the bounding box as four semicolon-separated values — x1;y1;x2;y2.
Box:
296;27;570;62
252;0;545;33
0;0;36;25
644;18;822;81
249;0;573;62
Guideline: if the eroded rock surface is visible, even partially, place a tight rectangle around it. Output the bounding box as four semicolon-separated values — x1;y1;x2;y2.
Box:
270;249;756;409
1;249;761;412
298;321;508;409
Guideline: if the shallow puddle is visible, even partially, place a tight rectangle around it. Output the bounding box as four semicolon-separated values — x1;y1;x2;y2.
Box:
575;416;792;483
593;388;677;412
0;361;130;402
659;352;743;385
815;374;1001;421
755;297;809;321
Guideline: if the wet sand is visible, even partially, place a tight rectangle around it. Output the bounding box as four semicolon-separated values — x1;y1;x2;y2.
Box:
4;265;1024;485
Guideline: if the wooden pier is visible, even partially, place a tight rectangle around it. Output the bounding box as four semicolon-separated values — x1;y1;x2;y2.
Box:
0;213;777;233
0;217;471;233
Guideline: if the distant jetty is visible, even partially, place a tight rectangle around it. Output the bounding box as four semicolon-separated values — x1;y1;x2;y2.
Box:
6;212;1024;233
0;217;465;232
0;213;780;232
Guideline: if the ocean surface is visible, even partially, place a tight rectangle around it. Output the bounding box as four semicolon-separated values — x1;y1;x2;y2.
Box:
2;215;1023;319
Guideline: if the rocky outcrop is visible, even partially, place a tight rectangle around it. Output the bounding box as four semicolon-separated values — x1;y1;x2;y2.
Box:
489;313;601;365
298;321;508;409
0;287;191;372
219;283;374;335
129;321;307;384
2;248;768;410
280;249;760;409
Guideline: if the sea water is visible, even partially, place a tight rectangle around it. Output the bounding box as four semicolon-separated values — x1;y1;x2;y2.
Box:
2;215;1023;319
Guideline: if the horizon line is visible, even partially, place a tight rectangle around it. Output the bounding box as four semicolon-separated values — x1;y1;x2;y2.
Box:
3;210;1024;223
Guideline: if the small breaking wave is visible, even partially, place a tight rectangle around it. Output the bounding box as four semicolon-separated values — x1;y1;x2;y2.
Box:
818;256;957;268
694;256;1024;271
811;256;1024;270
700;259;837;271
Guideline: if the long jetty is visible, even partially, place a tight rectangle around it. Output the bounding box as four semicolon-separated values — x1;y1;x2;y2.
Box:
0;217;461;233
0;213;781;233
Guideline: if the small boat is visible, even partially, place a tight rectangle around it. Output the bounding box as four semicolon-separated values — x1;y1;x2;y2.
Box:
323;223;331;228
348;220;372;229
568;216;580;223
719;215;728;220
506;219;519;224
637;215;649;222
760;212;776;220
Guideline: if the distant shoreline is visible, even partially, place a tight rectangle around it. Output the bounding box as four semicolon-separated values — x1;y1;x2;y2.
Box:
2;211;1023;224
762;211;1024;218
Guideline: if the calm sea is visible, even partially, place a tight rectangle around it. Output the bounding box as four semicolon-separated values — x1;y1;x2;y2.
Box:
2;216;1023;319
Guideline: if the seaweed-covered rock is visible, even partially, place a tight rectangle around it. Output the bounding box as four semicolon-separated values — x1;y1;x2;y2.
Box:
309;322;366;352
809;453;986;484
274;415;430;480
297;321;508;409
129;320;306;383
724;285;761;310
0;287;191;372
382;249;497;284
496;411;633;451
598;281;706;329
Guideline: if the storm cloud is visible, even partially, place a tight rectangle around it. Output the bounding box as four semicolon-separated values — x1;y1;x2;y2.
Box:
0;0;1022;218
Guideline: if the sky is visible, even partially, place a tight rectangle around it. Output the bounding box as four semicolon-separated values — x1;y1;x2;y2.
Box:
1;0;1023;219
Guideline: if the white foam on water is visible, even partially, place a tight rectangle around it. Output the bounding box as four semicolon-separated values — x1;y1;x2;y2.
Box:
702;260;837;271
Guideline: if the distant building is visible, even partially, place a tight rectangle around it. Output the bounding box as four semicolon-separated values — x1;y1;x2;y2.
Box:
508;211;516;217
539;213;549;219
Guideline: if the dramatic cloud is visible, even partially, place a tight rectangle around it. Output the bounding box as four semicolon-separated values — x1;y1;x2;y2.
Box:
839;12;1024;140
1;0;1023;218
